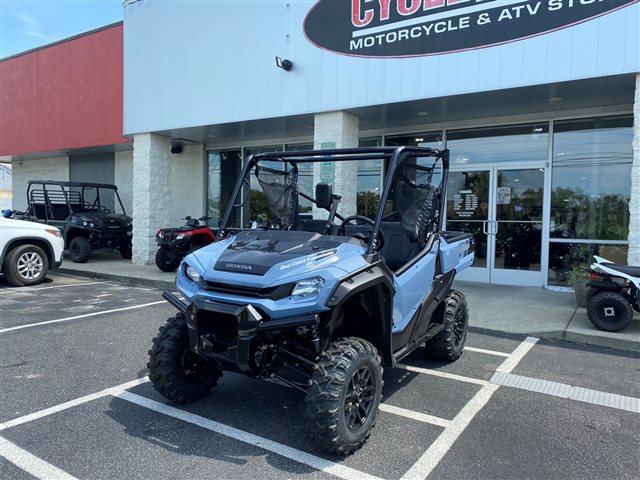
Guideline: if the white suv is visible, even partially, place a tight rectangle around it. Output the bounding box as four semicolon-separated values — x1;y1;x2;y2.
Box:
0;217;65;286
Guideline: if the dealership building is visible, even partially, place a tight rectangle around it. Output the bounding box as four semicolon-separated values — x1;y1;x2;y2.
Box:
1;0;639;288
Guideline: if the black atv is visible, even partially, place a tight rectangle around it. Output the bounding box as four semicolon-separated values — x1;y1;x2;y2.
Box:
22;180;133;263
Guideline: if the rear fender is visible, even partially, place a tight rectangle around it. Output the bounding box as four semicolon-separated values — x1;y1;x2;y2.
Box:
325;263;395;367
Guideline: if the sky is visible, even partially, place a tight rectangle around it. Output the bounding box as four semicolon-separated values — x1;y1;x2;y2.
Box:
0;0;123;59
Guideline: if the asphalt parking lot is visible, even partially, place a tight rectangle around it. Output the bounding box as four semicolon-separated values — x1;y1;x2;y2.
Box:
1;273;639;480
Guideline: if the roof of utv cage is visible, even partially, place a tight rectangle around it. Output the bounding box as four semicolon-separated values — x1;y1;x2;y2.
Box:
27;180;119;190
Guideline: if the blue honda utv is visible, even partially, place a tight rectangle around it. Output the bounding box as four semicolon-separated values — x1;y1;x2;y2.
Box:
148;146;474;455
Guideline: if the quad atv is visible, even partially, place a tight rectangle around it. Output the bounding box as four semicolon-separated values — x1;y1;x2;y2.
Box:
148;147;474;455
155;216;215;272
20;180;132;263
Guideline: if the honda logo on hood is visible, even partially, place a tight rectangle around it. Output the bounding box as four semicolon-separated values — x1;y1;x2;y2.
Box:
224;263;253;271
303;0;639;58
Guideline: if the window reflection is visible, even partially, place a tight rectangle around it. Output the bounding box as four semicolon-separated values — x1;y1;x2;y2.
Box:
207;150;241;227
447;124;549;165
549;243;629;286
550;116;632;241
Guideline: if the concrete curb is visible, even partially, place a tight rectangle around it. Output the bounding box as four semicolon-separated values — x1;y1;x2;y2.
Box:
58;267;175;291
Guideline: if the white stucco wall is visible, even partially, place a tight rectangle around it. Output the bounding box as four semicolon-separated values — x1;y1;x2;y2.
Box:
168;143;205;226
115;150;134;215
629;73;640;266
11;156;69;211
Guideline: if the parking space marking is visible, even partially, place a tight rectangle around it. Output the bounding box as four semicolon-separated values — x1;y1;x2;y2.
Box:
400;337;539;480
0;281;105;293
397;364;489;386
0;301;165;334
0;436;78;480
116;391;384;480
495;336;538;373
379;404;451;428
463;346;510;357
491;372;640;414
0;377;150;431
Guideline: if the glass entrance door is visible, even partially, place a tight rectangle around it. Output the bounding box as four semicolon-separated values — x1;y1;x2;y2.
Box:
446;165;546;286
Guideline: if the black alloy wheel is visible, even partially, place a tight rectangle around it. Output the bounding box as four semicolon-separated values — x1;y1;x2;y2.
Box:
344;366;376;431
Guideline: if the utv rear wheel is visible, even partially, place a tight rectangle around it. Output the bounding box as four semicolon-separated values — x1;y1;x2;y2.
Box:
155;248;180;272
425;289;468;362
148;314;222;403
587;291;633;332
69;236;90;263
304;337;383;455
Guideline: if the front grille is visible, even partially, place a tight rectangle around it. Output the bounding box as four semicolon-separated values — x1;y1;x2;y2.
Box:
197;310;238;353
200;280;293;300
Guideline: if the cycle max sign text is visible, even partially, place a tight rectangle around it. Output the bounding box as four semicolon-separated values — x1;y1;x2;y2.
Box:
303;0;639;58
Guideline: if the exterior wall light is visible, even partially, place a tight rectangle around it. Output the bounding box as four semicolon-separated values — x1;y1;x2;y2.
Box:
275;56;293;71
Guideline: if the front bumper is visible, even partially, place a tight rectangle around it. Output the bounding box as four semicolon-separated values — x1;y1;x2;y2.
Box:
163;291;318;374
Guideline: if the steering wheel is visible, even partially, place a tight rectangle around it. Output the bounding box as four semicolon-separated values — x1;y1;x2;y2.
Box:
338;215;385;250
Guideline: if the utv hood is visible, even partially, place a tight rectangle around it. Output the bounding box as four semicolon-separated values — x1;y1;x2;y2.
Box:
212;230;360;276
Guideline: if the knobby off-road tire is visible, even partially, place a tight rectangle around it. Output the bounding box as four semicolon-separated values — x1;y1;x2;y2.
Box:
425;289;469;362
69;236;91;263
148;314;222;403
304;337;383;455
587;291;633;332
155;248;180;272
3;244;49;287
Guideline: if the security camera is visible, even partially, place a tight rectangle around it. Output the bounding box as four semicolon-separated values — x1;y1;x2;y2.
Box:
171;142;183;154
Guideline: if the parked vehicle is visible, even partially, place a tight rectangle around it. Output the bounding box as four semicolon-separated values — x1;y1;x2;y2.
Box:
0;216;64;286
147;146;474;454
18;181;132;263
155;216;215;272
587;256;640;332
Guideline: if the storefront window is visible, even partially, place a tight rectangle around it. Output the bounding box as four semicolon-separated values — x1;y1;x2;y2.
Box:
447;124;549;165
550;116;633;241
548;115;633;286
357;137;383;217
207;150;241;227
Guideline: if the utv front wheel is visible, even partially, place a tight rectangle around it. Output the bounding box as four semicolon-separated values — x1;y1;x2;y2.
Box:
425;289;469;362
305;337;383;455
69;236;91;263
148;314;222;403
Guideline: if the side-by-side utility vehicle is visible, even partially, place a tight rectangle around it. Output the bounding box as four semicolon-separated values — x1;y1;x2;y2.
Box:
20;180;132;263
148;147;475;454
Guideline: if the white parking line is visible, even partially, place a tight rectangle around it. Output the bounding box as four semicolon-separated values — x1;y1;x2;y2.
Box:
117;391;384;480
0;436;78;480
495;336;539;373
463;346;510;357
379;404;451;428
491;372;640;414
400;337;539;480
397;364;489;386
1;281;104;293
0;301;166;334
0;377;150;431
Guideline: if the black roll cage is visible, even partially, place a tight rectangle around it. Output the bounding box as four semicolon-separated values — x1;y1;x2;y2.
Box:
216;146;449;255
26;180;128;222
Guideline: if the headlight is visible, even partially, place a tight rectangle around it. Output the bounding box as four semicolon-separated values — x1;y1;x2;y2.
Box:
156;229;164;241
45;228;62;238
185;264;200;283
291;277;325;297
176;233;186;240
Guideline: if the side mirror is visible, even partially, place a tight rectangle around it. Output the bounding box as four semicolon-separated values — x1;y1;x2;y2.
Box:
316;183;332;209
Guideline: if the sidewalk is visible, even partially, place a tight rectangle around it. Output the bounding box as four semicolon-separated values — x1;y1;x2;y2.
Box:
59;253;640;352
